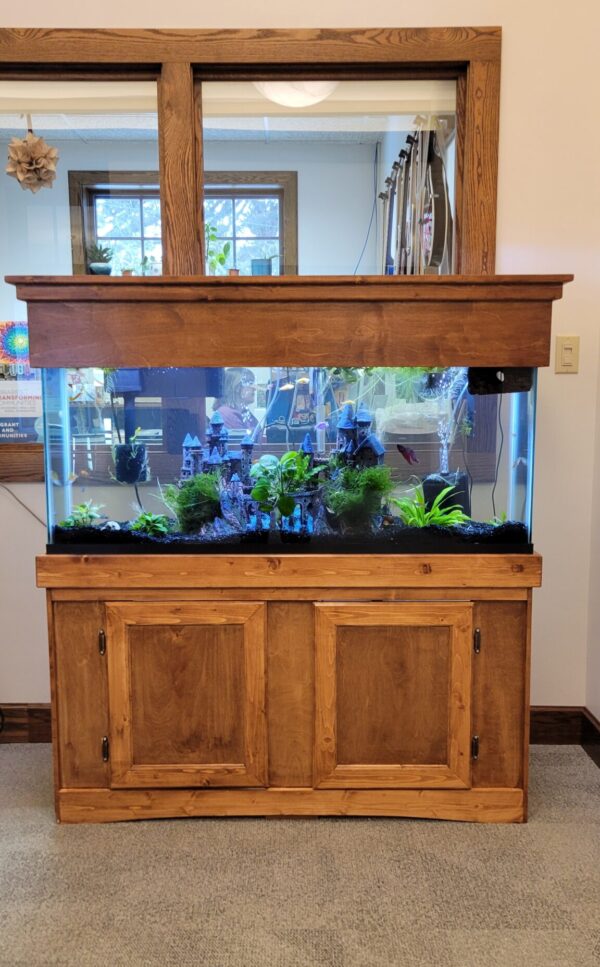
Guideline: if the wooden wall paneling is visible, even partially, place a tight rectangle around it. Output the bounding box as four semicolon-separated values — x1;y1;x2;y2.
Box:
0;444;44;482
471;600;528;790
267;602;314;787
459;58;501;274
53;600;109;788
158;63;203;276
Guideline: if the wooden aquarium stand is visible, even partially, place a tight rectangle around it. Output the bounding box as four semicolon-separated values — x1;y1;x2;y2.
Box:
10;274;571;824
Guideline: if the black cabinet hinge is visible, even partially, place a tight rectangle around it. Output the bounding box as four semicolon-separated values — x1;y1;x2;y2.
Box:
101;736;109;762
471;735;480;760
98;629;106;656
473;628;481;654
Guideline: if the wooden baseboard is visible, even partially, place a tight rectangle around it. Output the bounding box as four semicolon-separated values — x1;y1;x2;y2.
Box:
2;704;599;768
0;704;51;742
529;706;585;744
582;708;600;769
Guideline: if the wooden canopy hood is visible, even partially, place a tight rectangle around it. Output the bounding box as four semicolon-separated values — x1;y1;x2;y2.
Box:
9;274;572;369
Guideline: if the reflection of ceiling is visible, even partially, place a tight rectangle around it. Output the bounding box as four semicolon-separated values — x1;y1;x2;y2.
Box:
0;113;158;141
0;79;455;144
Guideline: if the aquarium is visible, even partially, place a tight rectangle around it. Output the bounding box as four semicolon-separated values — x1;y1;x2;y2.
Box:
42;364;535;554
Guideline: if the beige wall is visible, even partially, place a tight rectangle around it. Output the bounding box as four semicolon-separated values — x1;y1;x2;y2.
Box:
1;1;599;714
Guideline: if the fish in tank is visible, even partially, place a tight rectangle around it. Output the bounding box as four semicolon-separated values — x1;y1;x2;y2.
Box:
42;364;535;553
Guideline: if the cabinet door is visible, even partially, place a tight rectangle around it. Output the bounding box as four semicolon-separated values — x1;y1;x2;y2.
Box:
314;602;472;789
105;602;267;788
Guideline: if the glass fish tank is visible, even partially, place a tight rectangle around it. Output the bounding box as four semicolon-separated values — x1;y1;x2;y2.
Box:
42;364;535;554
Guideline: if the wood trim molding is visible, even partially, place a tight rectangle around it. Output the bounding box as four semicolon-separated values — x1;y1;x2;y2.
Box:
0;704;51;742
0;27;502;65
67;170;160;275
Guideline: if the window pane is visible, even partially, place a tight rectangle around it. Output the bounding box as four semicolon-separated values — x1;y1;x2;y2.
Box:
236;238;281;276
235;197;280;238
95;197;142;239
204;198;233;236
142;198;161;237
202;80;456;276
108;239;143;274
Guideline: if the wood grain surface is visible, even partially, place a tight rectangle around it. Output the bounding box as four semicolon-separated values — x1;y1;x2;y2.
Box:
37;554;543;589
56;786;524;824
0;27;501;65
471;601;527;789
53;601;109;788
105;601;267;787
267;602;314;787
158;63;203;276
313;602;472;789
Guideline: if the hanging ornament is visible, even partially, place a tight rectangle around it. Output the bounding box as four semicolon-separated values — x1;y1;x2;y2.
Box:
6;114;59;193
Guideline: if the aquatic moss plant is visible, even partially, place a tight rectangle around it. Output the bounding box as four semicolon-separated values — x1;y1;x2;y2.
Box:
130;512;172;537
59;500;104;528
391;485;470;528
325;465;393;526
163;473;220;534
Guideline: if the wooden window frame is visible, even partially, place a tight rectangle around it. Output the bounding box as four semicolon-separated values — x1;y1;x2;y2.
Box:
204;171;298;275
0;26;501;480
68;171;160;275
68;170;298;276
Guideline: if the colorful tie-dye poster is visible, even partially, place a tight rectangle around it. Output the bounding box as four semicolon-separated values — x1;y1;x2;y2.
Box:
0;322;43;442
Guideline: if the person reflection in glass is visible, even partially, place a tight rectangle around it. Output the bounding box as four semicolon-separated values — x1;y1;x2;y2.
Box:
213;367;259;431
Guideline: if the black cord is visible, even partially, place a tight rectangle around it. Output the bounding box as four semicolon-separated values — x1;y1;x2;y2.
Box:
134;483;143;512
110;392;122;444
0;483;46;528
491;394;504;518
353;141;379;275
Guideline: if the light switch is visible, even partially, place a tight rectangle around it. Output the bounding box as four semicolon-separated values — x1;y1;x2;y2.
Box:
555;335;580;374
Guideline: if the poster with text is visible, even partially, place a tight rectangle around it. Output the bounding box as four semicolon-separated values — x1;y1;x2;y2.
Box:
0;322;43;443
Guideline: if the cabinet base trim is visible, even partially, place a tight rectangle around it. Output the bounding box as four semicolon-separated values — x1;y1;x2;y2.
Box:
57;786;524;824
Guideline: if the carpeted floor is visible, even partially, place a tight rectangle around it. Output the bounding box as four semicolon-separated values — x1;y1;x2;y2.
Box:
0;745;599;967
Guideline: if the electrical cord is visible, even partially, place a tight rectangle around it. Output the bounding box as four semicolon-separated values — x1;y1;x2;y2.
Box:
491;394;504;518
0;482;47;528
353;141;379;275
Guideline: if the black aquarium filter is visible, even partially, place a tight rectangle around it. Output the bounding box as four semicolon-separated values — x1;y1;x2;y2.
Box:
467;367;534;395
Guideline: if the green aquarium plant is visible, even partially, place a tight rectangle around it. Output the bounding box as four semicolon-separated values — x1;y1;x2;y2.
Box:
250;451;321;518
325;465;393;526
391;485;470;528
59;500;105;529
162;473;220;534
130;512;172;537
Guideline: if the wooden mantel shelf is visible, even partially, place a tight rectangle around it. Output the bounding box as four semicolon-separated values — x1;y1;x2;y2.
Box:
8;274;572;369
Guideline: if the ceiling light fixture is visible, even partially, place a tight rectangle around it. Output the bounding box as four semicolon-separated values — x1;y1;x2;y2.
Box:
252;81;339;109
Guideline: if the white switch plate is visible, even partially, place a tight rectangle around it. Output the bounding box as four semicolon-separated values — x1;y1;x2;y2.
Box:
555;335;580;374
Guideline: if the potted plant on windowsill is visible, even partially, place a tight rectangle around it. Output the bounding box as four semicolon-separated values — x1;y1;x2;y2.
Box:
86;242;113;275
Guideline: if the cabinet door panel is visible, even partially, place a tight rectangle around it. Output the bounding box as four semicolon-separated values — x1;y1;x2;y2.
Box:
314;602;472;789
106;602;267;788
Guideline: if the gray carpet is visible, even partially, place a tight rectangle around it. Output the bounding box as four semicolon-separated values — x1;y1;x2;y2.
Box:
0;746;599;967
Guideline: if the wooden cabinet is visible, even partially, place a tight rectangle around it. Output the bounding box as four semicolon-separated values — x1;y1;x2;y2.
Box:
41;553;539;825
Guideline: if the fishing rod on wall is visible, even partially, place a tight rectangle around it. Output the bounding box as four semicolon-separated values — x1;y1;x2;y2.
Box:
379;114;454;277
